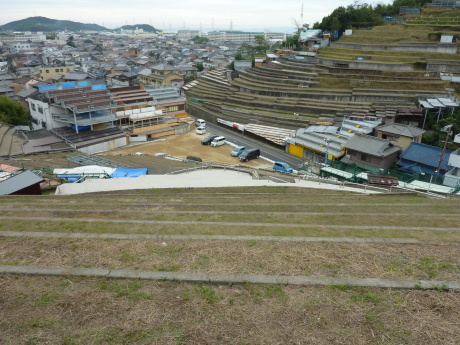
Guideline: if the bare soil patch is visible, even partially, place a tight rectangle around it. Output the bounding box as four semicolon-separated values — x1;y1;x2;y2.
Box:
104;132;265;167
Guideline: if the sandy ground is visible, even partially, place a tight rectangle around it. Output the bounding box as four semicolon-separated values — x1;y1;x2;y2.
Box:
104;132;267;168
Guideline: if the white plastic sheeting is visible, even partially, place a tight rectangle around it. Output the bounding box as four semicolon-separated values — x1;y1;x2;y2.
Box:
54;165;116;176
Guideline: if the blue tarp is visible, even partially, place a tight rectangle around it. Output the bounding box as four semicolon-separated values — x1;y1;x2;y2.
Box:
71;125;91;131
38;84;58;93
91;84;107;91
110;168;148;178
77;81;91;87
62;82;76;89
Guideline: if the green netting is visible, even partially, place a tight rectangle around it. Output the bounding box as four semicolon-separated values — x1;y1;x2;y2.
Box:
330;160;445;186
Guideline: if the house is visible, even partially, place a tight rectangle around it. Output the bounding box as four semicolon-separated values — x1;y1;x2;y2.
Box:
397;142;452;176
444;134;460;188
375;123;425;151
137;63;184;87
343;133;402;169
40;66;74;81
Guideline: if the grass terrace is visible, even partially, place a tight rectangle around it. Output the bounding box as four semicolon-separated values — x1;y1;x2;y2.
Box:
0;187;459;344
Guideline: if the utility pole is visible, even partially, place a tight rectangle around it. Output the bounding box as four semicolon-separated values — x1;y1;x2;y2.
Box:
434;124;453;184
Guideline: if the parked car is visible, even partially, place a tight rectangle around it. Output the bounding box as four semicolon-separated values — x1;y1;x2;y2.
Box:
273;161;293;174
196;126;206;135
231;145;246;157
201;134;219;145
195;119;206;127
211;136;226;147
239;148;260;162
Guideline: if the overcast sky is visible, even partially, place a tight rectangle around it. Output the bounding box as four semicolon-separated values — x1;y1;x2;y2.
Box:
2;0;393;32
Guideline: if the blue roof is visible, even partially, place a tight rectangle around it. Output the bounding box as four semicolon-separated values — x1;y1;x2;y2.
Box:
397;160;446;176
399;142;453;172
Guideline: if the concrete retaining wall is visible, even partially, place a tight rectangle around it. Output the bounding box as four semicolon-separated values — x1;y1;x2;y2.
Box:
78;137;127;155
1;265;458;290
331;42;457;54
316;57;415;71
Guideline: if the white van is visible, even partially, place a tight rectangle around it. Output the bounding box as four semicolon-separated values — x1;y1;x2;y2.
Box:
210;136;226;147
196;126;206;135
195;119;206;127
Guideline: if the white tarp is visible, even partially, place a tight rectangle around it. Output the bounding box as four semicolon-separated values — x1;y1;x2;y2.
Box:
53;165;116;176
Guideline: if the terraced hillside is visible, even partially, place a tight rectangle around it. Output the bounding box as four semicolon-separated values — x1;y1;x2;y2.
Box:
0;187;459;344
186;12;460;128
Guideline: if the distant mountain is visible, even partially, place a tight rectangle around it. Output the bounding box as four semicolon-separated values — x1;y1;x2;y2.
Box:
0;16;107;32
120;24;158;33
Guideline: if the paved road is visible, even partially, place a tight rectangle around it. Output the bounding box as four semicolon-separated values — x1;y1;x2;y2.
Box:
205;123;304;168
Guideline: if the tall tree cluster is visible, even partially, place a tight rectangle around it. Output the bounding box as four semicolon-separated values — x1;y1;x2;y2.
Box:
0;96;29;126
313;0;433;32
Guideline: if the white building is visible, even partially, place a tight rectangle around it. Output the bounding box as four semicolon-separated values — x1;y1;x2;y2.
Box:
10;43;33;53
207;31;286;43
14;31;46;42
177;30;202;40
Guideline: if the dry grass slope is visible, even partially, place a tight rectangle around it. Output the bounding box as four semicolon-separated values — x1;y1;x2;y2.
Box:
0;187;459;344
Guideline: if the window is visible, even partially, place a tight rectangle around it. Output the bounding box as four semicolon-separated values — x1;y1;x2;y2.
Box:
60;69;64;72
55;68;59;72
361;153;372;163
31;103;36;111
168;106;178;112
38;106;43;114
46;70;49;73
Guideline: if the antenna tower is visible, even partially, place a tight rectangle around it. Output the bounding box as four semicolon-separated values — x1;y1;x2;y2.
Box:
230;19;233;31
301;3;304;25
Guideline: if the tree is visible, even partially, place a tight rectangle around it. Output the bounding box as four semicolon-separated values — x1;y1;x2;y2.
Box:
254;35;270;55
0;96;29;126
191;36;209;44
195;63;204;72
185;71;198;84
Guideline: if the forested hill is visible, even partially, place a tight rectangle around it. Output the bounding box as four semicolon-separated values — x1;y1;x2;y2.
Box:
0;17;107;32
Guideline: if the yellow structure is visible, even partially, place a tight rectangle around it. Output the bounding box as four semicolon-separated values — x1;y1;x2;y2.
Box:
40;66;74;80
138;63;183;86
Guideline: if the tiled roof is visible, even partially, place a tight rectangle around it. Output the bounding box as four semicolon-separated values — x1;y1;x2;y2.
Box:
376;123;425;138
345;133;401;157
399;142;453;171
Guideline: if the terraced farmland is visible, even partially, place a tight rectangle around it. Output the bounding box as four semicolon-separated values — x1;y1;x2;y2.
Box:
0;187;459;344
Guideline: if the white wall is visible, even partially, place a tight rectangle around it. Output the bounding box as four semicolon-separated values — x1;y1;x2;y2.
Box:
78;137;127;155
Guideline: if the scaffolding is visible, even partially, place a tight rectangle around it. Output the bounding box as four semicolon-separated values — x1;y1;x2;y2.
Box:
66;154;132;169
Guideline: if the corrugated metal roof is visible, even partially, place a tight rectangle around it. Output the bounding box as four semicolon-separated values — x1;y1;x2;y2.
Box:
0;170;44;196
399;142;453;172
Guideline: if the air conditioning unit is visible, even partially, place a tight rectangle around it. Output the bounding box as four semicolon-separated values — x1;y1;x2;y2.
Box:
82;95;87;98
86;99;90;103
